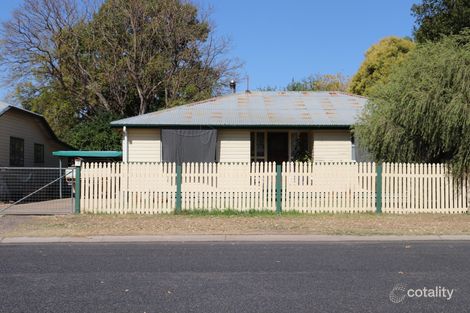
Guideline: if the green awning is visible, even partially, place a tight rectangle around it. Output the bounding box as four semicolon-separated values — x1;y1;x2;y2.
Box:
53;151;122;158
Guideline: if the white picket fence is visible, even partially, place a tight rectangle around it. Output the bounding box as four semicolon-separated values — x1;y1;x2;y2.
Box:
80;161;469;214
81;162;176;214
80;162;276;213
382;163;468;214
181;162;276;211
282;162;376;213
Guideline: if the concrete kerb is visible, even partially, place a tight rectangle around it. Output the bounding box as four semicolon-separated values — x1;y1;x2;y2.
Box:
2;234;470;244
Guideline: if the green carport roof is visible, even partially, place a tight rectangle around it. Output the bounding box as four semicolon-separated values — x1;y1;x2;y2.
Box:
53;151;122;158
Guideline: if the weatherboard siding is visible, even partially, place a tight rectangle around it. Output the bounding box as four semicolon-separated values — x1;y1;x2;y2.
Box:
217;129;250;163
124;128;353;163
0;110;65;167
127;129;161;162
313;130;352;162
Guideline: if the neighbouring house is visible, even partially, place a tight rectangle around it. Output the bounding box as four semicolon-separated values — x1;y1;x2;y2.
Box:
111;91;369;164
0;102;72;167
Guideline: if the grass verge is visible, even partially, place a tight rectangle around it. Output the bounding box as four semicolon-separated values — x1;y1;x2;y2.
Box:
1;212;470;237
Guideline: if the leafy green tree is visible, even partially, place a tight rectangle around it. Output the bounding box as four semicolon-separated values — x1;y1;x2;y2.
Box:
83;0;239;115
286;73;349;92
348;37;415;96
354;31;470;178
412;0;470;43
65;112;122;151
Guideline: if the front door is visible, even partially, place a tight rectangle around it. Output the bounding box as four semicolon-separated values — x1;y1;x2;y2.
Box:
267;132;289;164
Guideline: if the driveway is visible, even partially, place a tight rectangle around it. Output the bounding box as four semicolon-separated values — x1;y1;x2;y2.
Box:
0;198;73;215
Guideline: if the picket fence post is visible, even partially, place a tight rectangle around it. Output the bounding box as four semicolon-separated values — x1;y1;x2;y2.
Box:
74;159;82;214
175;164;182;213
276;164;282;214
376;162;383;214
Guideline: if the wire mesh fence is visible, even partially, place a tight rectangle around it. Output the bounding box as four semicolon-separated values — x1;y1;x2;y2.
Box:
0;167;74;215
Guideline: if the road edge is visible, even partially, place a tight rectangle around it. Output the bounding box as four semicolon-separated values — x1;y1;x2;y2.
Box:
2;234;470;244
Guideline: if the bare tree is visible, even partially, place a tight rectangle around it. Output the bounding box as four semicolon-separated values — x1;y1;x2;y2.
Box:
0;0;241;117
0;0;111;113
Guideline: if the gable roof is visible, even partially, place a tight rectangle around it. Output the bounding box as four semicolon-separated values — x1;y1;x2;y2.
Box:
0;101;74;149
111;91;367;128
0;101;14;115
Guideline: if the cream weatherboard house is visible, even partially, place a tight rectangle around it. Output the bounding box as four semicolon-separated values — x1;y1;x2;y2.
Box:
0;102;71;167
111;91;368;164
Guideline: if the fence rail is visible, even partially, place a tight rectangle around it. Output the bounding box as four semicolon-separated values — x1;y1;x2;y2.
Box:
80;162;469;214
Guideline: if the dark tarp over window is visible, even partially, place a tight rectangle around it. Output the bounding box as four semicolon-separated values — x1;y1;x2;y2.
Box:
161;129;217;164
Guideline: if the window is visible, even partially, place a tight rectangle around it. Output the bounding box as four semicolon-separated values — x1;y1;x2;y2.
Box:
34;143;45;164
290;132;309;161
10;137;24;167
250;132;265;162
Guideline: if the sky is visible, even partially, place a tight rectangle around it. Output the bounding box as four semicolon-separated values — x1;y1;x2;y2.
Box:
0;0;417;100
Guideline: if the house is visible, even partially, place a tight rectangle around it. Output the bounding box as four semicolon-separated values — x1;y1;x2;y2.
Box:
0;102;72;167
111;91;368;164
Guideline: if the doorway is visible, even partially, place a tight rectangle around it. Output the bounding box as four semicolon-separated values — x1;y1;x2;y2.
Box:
267;132;289;164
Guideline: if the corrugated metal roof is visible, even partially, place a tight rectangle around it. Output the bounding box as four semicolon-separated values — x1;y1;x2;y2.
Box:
111;91;367;127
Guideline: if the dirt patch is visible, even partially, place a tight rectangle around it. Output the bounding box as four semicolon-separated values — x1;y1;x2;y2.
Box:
0;216;34;234
2;213;470;237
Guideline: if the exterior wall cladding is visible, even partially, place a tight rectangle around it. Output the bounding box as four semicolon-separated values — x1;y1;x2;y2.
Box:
125;128;353;163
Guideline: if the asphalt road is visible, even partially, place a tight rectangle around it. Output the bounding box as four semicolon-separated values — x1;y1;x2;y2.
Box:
1;241;469;313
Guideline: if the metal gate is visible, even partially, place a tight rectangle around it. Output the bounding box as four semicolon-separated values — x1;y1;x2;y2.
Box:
0;167;75;215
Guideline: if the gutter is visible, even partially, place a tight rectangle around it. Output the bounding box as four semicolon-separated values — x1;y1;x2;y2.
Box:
110;124;352;130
